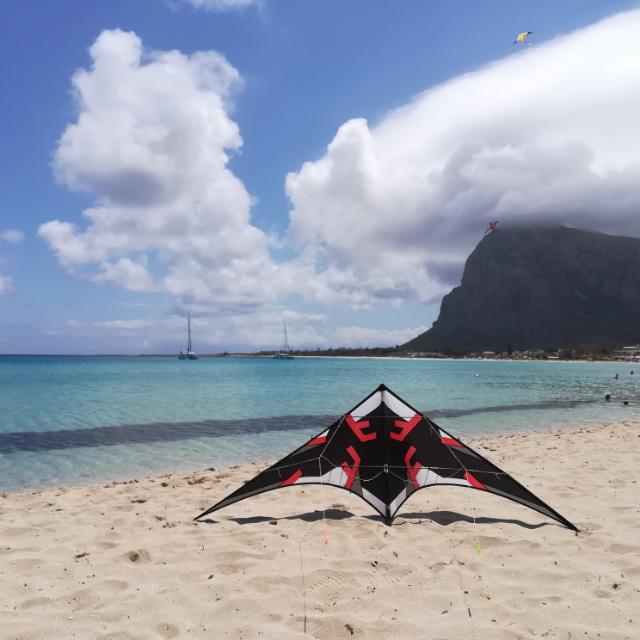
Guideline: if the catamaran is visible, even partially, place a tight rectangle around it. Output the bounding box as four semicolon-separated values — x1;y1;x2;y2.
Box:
273;321;294;359
178;313;199;360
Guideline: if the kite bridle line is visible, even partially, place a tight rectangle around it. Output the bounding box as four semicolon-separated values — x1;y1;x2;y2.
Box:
317;457;329;545
452;534;480;640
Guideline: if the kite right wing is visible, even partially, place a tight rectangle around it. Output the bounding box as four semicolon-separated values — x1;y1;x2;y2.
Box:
383;397;578;530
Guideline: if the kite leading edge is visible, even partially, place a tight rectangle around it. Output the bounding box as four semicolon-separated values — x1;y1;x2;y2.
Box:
195;384;578;531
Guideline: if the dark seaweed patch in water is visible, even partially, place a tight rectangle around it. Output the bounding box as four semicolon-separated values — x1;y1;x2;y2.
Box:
0;398;606;454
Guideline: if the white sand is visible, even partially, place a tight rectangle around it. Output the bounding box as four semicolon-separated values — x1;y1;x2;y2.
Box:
2;421;639;639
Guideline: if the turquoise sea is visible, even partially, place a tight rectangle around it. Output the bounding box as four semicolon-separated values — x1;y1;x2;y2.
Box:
0;355;638;492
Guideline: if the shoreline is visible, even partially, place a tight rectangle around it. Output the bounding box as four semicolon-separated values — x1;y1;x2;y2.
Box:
2;414;634;497
2;420;639;638
2;352;639;364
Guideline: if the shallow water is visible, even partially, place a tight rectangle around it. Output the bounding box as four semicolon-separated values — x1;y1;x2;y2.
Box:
0;355;637;491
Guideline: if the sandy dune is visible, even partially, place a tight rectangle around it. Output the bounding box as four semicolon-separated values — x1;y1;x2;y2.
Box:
2;421;639;639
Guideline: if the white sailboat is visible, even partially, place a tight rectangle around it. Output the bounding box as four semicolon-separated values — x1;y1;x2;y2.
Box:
273;321;294;360
178;313;199;360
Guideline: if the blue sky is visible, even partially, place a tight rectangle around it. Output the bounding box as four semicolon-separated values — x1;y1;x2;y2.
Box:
1;0;638;354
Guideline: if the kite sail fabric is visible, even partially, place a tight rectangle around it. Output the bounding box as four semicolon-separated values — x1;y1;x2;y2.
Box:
195;384;577;530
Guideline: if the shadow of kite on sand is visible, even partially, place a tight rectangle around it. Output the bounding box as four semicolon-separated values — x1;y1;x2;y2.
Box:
198;508;552;530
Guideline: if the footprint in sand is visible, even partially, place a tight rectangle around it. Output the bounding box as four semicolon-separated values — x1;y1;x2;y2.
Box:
1;527;33;537
156;623;180;639
211;550;266;563
69;579;130;611
372;565;413;584
18;596;52;609
97;632;137;640
122;549;151;564
208;562;253;576
100;579;129;592
307;569;353;590
243;575;283;591
606;543;640;554
11;557;43;570
621;564;640;576
94;540;118;550
287;613;347;639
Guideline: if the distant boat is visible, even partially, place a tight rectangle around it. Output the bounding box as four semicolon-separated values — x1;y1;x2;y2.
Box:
178;313;199;360
273;322;294;360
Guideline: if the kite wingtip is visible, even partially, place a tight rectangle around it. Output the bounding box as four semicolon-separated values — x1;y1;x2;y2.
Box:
564;520;579;533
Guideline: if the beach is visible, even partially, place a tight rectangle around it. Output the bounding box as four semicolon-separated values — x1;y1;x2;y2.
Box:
2;420;639;640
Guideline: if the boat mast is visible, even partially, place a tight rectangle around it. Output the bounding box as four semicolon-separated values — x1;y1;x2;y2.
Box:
187;313;192;353
283;321;290;353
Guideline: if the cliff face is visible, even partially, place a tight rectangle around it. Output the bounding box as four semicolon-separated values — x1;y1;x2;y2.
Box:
403;226;640;352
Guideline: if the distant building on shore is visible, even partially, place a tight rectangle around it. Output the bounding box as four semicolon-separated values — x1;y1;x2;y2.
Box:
616;345;640;361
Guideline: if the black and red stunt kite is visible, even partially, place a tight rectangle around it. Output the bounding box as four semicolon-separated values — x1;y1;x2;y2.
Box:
195;384;577;530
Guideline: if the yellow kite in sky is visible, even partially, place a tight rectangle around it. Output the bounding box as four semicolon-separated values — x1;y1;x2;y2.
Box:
513;31;533;45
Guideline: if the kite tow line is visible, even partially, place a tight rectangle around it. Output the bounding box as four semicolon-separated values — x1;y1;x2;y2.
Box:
468;482;491;612
453;536;480;640
297;520;317;637
297;522;336;639
295;459;334;638
318;458;329;545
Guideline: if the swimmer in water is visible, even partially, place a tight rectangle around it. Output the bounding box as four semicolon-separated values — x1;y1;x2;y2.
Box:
605;393;613;402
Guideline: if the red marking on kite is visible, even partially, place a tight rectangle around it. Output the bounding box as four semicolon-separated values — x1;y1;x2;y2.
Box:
280;469;303;486
307;436;327;447
345;414;377;442
464;471;486;490
391;413;421;442
440;436;463;448
341;445;361;489
404;445;423;489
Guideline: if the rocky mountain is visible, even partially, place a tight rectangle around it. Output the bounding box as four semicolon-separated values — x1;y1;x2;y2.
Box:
403;226;640;352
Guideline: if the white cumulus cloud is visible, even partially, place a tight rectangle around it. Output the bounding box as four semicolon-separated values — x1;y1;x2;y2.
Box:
286;10;640;306
39;29;286;313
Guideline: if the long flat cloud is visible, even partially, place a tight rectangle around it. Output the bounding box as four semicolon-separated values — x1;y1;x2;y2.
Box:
286;9;640;305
